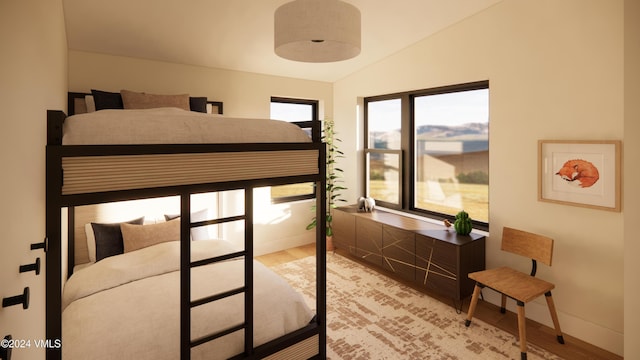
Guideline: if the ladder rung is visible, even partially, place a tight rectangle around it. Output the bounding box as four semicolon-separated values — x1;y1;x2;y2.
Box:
192;215;245;228
191;323;245;348
190;251;245;268
191;286;245;308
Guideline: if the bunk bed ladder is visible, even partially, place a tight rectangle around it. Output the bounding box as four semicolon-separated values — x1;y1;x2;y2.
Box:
180;188;254;360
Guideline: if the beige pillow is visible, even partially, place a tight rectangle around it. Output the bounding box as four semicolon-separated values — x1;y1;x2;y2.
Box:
120;89;190;111
121;219;180;253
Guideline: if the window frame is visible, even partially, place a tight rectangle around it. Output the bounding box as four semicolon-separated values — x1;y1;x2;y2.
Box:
270;96;320;203
364;80;489;230
364;148;404;207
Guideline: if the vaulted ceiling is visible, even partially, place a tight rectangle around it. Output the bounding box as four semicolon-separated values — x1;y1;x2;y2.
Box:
63;0;502;82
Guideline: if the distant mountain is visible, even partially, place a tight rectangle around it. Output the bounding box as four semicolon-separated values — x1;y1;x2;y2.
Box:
415;122;488;139
369;123;488;150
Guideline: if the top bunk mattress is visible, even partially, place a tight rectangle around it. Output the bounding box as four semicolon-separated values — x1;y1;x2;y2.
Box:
62;108;312;145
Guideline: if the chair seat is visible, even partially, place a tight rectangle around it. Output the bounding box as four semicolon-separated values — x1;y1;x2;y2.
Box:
468;266;555;303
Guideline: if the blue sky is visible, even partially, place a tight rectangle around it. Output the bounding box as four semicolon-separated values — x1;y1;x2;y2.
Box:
368;88;489;131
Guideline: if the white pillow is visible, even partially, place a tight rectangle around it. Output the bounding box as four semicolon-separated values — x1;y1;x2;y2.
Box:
84;95;96;112
164;208;211;241
191;208;211;240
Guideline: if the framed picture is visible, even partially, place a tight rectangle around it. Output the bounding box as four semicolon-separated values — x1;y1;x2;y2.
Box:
538;140;621;212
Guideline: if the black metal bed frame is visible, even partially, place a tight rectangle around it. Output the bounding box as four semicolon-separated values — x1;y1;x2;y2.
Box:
45;97;327;359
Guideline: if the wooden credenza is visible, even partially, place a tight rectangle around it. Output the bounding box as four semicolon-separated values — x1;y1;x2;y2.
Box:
332;206;486;302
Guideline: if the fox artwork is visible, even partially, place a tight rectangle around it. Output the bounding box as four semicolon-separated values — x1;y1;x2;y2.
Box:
555;159;600;188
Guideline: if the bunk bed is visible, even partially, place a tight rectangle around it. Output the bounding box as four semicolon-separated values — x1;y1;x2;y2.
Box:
45;92;327;360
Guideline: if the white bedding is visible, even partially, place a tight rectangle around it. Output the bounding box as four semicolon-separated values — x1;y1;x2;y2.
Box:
62;240;314;359
62;108;312;145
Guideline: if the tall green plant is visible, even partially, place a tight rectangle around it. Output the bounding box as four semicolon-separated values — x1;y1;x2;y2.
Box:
306;118;347;237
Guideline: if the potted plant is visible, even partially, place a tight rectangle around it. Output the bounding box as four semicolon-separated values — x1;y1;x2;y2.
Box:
306;118;347;251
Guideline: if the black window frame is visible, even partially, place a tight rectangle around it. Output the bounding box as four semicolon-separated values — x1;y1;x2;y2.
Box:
364;80;489;231
270;96;320;204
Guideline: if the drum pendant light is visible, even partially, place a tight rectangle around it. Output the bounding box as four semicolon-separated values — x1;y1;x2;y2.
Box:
274;0;361;63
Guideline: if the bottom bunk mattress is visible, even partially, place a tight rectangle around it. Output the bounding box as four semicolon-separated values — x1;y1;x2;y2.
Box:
61;240;314;359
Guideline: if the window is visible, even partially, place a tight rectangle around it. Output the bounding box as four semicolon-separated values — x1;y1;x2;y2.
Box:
364;81;489;228
365;99;402;206
269;97;319;202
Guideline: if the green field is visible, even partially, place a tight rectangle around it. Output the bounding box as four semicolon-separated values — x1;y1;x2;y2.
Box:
271;180;488;223
270;183;315;199
372;181;488;223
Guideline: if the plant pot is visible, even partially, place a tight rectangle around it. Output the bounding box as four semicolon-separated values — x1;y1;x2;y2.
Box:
326;235;335;251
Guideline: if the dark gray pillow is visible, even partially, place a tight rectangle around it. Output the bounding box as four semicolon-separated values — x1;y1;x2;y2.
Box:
164;214;179;221
189;97;208;113
92;217;144;261
91;89;124;110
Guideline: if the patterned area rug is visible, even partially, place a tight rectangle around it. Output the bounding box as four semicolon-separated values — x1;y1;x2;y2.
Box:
270;253;564;360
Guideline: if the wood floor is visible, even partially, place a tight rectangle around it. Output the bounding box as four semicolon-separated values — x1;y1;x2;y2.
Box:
256;243;622;360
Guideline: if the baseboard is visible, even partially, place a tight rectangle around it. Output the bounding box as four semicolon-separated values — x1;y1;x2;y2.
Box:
482;291;623;356
254;232;315;257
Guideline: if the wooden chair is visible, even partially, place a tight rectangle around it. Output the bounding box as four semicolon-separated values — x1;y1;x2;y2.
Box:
464;227;565;360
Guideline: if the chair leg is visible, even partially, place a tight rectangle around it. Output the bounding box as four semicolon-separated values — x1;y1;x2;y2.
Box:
516;301;527;360
500;293;507;313
545;291;565;344
465;283;483;327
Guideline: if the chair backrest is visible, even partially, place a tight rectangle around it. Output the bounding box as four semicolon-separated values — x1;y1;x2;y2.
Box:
501;227;554;266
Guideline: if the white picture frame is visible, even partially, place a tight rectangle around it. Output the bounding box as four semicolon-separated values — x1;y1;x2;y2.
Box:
538;140;621;212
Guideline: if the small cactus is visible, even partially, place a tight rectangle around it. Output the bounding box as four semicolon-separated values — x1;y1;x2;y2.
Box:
454;210;472;235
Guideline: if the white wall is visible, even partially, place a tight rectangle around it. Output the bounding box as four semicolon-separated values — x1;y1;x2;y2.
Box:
69;51;333;119
0;0;67;359
68;51;333;255
624;0;640;357
334;0;626;355
3;1;634;357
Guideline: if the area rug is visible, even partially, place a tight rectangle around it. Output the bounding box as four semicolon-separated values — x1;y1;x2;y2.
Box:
270;253;564;360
